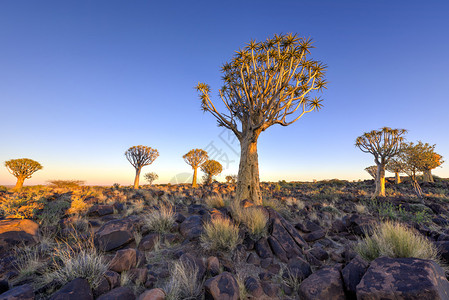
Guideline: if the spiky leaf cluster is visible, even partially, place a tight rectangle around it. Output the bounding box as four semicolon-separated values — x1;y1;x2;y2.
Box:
355;127;407;164
183;149;208;169
125;145;159;169
196;33;327;138
5;158;43;179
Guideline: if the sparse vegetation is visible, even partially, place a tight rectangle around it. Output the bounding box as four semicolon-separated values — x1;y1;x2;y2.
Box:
143;203;176;233
201;216;240;252
355;221;439;262
164;259;202;300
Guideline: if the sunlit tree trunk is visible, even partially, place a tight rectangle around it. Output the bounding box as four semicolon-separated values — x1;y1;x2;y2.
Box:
192;167;198;188
14;177;25;191
395;172;401;184
423;169;434;183
374;163;386;197
236;131;262;205
133;168;141;189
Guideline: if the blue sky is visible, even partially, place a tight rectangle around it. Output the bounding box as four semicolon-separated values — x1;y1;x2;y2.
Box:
1;0;448;185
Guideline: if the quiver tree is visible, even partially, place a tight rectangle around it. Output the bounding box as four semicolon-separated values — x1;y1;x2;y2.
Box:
5;158;43;190
183;149;208;188
386;158;405;184
355;127;407;197
398;142;427;198
364;166;377;180
144;172;158;185
196;33;327;205
419;144;444;183
225;175;237;184
125;145;159;189
201;160;223;185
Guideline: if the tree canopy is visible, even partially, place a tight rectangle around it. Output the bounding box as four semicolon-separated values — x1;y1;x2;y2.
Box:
5;158;43;179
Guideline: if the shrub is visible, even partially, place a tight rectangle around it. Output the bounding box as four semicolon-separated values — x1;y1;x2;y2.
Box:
0;194;44;219
164;260;202;300
230;203;267;240
205;195;226;208
143;203;175;233
67;195;91;215
47;180;85;189
355;221;439;262
201;216;240;252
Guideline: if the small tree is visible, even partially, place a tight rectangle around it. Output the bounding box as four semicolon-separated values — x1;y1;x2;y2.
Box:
398;142;427;198
125;145;159;189
364;166;377;180
201;160;223;185
386;158;405;184
144;172;159;185
196;33;327;204
355;127;407;197
419;145;443;183
183;149;208;188
5;158;43;190
225;175;237;184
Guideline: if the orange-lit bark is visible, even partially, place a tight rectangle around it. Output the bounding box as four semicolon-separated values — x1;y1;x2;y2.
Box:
133;168;141;189
14;177;25;191
192;167;198;187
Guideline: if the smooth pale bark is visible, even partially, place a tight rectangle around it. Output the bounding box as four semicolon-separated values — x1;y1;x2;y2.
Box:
236;131;262;205
423;169;434;183
13;177;25;191
374;163;386;197
394;172;401;184
133;168;141;189
192;167;198;187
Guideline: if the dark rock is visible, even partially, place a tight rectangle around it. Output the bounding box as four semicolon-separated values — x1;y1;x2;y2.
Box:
204;272;239;300
261;282;279;298
295;220;322;233
342;214;376;236
255;238;273;259
109;248;138;272
97;287;135;300
299;265;345;300
0;280;8;294
246;252;260;265
207;256;220;277
174;213;186;223
0;284;34;300
94;218;134;251
137;288;165;300
331;219;346;233
128;268;147;284
437;241;449;264
303;230;325;242
179;216;203;239
341;256;368;299
267;237;288;262
357;257;449;300
88;205;114;217
284;257;312;282
104;271;120;289
50;278;93;300
138;233;159;251
268;209;305;258
308;247;329;261
244;276;264;298
93;277;110;298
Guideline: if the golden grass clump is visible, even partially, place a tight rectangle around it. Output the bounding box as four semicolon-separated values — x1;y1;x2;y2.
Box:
164;260;202;300
143;202;175;233
230;201;268;240
205;195;225;208
67;195;91;215
201;216;240;252
355;221;439;262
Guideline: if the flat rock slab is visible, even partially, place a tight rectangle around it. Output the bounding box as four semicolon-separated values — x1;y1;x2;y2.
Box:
299;264;345;300
357;256;449;300
94;218;134;251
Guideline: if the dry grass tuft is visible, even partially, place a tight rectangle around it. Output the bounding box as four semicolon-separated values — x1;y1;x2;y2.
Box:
164;260;202;300
230;201;268;240
201;216;240;252
355;221;440;262
143;202;175;233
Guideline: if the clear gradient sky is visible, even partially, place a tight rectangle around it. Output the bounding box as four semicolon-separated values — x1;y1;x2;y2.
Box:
1;1;448;185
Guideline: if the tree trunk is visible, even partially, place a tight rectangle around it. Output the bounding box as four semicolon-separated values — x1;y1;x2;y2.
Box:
395;172;401;184
133;168;141;189
14;177;25;191
423;169;434;183
374;163;386;197
236;131;262;205
192;167;198;188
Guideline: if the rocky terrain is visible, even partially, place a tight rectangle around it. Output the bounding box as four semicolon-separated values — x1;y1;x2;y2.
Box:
1;178;449;299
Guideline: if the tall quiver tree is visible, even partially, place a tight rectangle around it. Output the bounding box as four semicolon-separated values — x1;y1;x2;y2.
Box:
196;33;327;205
183;149;208;188
420;145;443;183
5;158;43;191
125;146;159;189
355;127;407;197
386;158;406;184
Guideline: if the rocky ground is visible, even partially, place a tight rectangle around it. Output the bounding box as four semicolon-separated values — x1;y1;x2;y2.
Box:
1;178;449;299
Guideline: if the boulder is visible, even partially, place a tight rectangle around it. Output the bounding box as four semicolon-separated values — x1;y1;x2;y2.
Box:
97;287;135;300
244;276;264;298
357;257;449;300
299;265;345;300
436;241;449;264
204;272;239;300
0;284;34;300
206;256;220;277
88;205;114;217
179;216;203;239
109;248;138;272
341;255;368;298
50;278;93;300
303;229;325;242
284;257;312;282
342;214;376;236
138;288;165;300
95;219;134;251
104;270;120;289
255;237;273;259
0;219;39;253
138;233;159;251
